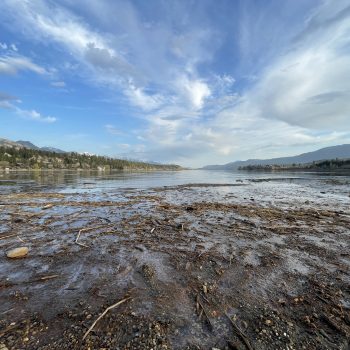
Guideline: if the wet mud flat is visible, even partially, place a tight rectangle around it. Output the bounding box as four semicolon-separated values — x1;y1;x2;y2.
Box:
0;179;349;349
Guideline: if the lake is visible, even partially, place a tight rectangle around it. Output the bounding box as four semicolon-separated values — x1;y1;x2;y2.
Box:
1;168;349;189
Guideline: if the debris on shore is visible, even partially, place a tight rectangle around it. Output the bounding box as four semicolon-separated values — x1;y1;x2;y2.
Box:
0;180;349;349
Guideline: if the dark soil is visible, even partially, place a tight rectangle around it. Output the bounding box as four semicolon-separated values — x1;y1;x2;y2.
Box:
0;183;349;349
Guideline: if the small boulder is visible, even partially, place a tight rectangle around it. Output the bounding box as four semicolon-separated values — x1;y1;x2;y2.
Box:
6;247;29;259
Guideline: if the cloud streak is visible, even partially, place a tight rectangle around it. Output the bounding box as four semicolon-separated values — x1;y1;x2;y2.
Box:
0;55;47;75
16;108;57;123
0;91;56;123
0;0;349;166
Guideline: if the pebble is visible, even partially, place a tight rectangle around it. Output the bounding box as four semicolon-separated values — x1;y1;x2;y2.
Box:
6;247;29;259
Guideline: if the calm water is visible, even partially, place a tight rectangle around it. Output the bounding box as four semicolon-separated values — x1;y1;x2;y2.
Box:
0;169;349;192
0;169;349;213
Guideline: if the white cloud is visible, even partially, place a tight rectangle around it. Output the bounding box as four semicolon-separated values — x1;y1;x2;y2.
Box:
1;0;350;166
176;76;211;110
51;81;66;87
226;0;350;134
0;55;47;75
0;42;7;50
16;108;56;123
125;84;164;111
104;124;122;135
0;0;214;114
0;91;56;123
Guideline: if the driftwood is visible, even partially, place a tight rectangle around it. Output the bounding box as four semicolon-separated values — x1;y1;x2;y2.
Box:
83;297;131;340
75;229;89;248
225;312;254;350
0;233;18;240
75;224;111;247
196;294;212;330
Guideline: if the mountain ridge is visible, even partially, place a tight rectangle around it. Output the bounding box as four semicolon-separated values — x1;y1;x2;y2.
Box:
0;138;66;153
202;144;350;170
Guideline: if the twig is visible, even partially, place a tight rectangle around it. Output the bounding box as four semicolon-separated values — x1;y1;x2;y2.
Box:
75;224;113;247
69;209;86;218
83;297;131;340
196;294;212;330
1;308;14;315
225;312;254;350
75;229;89;247
316;294;330;305
39;274;59;281
0;323;21;337
0;233;19;240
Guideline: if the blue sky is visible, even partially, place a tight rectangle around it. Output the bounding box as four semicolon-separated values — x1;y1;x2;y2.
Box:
1;0;350;167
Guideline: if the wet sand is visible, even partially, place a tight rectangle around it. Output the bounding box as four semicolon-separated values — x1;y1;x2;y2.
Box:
0;178;349;349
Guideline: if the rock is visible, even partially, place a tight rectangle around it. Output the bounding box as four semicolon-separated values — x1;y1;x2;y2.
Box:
6;247;29;258
265;319;272;326
0;344;9;350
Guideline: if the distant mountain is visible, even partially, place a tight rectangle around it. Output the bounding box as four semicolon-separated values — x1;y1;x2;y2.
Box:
0;138;24;150
16;140;40;150
0;138;65;153
202;144;350;170
41;147;66;154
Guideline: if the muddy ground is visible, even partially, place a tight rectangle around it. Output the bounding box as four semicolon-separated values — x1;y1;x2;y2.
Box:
0;179;349;349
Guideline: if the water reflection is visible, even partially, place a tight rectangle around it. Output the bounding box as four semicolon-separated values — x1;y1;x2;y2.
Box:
0;169;349;193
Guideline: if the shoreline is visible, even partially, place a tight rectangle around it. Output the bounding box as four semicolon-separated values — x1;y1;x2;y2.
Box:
0;167;185;173
0;181;349;349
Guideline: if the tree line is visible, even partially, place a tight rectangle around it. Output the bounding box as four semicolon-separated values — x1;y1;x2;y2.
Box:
238;158;350;171
0;146;181;171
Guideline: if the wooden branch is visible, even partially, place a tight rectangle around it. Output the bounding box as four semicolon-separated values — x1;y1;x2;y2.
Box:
0;233;19;240
83;297;131;340
225;312;254;350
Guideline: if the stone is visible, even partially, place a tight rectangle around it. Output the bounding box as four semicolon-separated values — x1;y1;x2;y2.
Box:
6;247;29;258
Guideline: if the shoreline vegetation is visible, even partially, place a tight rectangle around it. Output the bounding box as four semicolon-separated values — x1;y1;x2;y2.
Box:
0;146;182;172
238;158;350;172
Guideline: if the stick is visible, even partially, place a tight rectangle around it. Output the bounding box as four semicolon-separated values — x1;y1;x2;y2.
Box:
225;312;254;350
83;297;131;340
0;323;20;337
75;224;113;247
196;294;212;330
39;274;59;281
75;229;88;247
0;233;18;240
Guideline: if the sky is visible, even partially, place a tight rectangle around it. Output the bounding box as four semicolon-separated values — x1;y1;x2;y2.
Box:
0;0;350;167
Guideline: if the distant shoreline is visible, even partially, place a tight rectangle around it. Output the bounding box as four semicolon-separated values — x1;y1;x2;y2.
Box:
0;167;183;173
0;146;182;172
238;158;350;172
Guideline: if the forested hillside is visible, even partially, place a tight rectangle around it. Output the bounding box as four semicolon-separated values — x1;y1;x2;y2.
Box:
0;147;181;171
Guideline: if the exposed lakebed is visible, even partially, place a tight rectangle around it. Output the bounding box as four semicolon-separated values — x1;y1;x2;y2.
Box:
0;170;349;349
